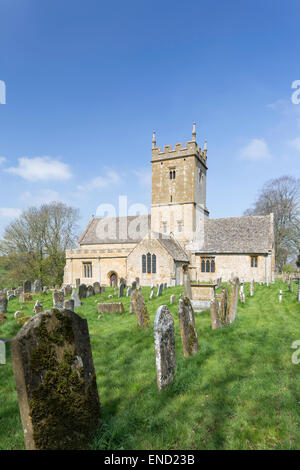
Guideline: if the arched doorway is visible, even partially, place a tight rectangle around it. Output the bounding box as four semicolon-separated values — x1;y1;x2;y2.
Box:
108;272;118;287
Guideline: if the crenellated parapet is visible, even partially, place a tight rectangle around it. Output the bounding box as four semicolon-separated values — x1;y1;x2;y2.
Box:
151;124;207;166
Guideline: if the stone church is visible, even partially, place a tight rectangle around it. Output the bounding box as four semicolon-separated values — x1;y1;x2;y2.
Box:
64;124;275;287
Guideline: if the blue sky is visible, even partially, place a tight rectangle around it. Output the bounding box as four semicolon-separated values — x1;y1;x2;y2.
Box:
0;0;300;236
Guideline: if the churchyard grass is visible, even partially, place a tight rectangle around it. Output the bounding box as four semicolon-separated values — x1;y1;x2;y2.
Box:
1;280;300;450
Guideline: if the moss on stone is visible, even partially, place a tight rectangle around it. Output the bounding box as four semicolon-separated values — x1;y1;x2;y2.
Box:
28;310;101;450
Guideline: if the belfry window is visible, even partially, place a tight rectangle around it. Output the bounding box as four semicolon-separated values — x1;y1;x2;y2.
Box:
83;262;92;278
201;257;215;273
251;256;258;268
141;253;157;274
169;170;176;180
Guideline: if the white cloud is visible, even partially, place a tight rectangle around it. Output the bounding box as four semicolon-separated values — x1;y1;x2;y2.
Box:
77;169;120;191
20;189;64;206
132;169;152;187
240;139;272;161
5;156;72;181
0;207;22;218
288;137;300;152
0;156;6;165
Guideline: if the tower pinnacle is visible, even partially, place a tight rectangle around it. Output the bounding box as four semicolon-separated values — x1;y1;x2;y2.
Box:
152;130;156;149
192;122;196;142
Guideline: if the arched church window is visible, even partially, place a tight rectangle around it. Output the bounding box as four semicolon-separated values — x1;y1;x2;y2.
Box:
147;252;151;273
152;254;156;273
142;254;146;273
206;260;210;272
201;259;205;272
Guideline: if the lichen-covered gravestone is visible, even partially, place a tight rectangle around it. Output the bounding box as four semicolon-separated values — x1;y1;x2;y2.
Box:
170;294;176;304
156;283;163;297
10;309;101;450
210;298;223;330
183;265;192;299
131;289;150;328
178;297;199;357
64;299;75;312
118;283;124;298
0;294;8;323
23;280;31;293
86;285;95;298
33;301;43;314
154;306;176;390
53;291;64;309
228;277;239;324
33;280;42;294
63;285;72;296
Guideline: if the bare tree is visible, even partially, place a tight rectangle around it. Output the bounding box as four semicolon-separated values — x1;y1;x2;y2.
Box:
244;176;300;271
0;202;79;285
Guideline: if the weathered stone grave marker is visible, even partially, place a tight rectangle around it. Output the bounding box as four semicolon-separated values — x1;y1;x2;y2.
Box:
131;289;150;328
178;297;199;357
53;291;64;309
154;306;176;390
11;309;101;450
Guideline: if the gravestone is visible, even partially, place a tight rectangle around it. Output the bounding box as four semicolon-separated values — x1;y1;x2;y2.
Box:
156;283;163;297
75;278;80;289
135;277;140;289
97;303;124;314
86;286;95;298
178;297;199;357
183;265;192;299
131;281;137;291
10;309;101;450
63;285;72;296
43;286;48;294
93;282;101;295
33;280;42;294
20;293;32;303
63;299;75;312
24;280;31;293
0;294;8;314
53;291;64;309
131;290;150;328
210;298;223;330
126;287;132;297
150;286;155;300
8;294;16;301
154;305;176;390
228;277;239;324
279;290;282;302
170;294;176;304
33;301;43;314
100;286;106;294
129;300;134;315
250;280;254;297
79;284;87;299
71;288;81;307
118;283;124;298
164;283;167;290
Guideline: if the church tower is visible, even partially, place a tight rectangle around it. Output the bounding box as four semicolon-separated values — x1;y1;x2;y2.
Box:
151;123;209;246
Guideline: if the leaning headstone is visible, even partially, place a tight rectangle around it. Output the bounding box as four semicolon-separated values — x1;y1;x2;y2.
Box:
86;285;95;298
170;294;176;304
156;283;163;297
71;288;81;307
154;306;176;390
178;297;199;357
53;291;64;309
228;277;239;324
33;280;42;294
93;282;101;295
131;289;150;328
10;309;101;450
150;286;155;300
33;301;43;314
23;280;31;293
79;284;87;299
63;299;74;312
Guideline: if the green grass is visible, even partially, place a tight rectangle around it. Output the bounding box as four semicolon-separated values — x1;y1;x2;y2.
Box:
1;280;300;450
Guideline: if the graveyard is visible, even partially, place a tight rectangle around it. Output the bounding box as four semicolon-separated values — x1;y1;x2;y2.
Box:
1;280;300;450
